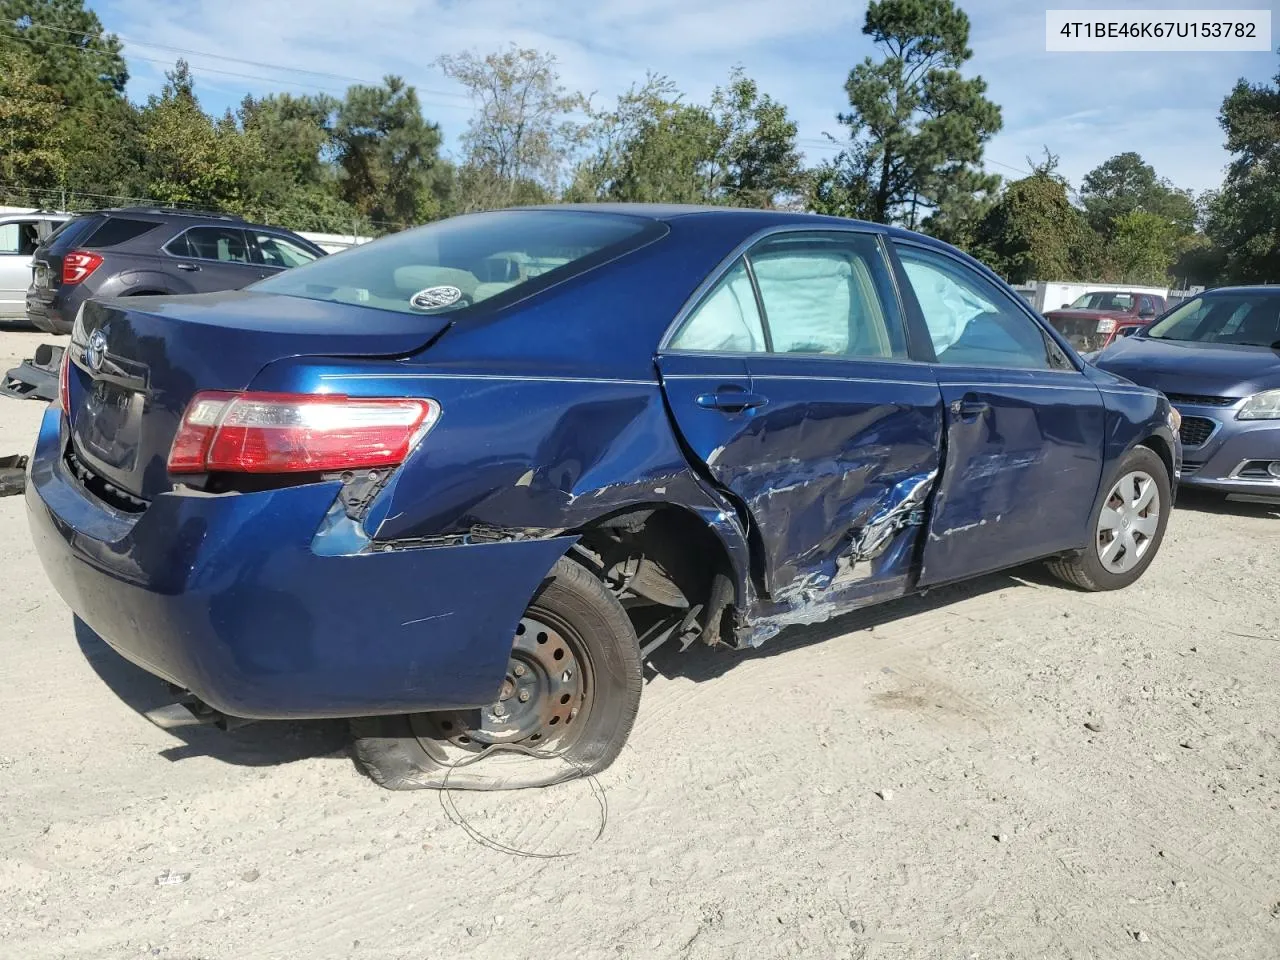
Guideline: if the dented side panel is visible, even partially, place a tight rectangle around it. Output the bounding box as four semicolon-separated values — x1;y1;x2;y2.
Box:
658;351;946;638
918;366;1107;586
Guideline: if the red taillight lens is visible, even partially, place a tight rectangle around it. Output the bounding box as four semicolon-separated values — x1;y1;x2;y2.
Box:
57;347;71;415
168;392;440;474
62;251;103;285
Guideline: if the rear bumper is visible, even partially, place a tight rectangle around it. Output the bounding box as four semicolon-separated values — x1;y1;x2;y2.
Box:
25;291;71;335
25;407;574;719
1176;408;1280;498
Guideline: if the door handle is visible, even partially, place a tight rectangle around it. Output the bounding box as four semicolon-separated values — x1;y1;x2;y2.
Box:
695;390;769;413
177;263;200;272
953;396;990;418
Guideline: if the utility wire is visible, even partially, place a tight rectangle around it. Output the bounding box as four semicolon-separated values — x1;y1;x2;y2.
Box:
1;22;471;109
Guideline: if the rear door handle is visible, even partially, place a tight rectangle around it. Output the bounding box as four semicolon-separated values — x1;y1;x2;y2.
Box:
177;263;200;272
696;390;769;412
953;397;990;418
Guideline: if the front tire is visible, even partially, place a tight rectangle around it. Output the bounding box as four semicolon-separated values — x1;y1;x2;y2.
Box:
350;557;642;790
1046;444;1171;591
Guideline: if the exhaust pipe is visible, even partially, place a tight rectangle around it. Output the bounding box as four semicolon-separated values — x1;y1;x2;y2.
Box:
143;687;254;731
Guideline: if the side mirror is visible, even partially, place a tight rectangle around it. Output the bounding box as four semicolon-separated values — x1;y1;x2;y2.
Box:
1060;303;1070;309
1139;308;1155;317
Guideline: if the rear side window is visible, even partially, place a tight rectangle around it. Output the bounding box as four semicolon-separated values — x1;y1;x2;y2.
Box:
252;232;319;268
86;217;160;248
668;259;766;353
170;227;253;263
251;210;657;316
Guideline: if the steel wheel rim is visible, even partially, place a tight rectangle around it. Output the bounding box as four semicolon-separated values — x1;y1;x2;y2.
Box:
1096;470;1160;574
427;610;594;754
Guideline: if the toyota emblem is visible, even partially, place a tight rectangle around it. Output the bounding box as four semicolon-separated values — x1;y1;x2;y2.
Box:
86;329;107;372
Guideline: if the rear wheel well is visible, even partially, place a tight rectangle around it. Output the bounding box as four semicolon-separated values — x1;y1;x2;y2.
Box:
567;506;739;650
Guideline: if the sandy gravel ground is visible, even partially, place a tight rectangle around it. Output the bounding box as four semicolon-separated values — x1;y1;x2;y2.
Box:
0;329;1277;960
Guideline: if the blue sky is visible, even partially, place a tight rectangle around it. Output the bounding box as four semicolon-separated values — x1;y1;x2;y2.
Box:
93;0;1278;195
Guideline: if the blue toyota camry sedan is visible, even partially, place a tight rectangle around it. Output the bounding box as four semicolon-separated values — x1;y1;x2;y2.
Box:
26;205;1180;789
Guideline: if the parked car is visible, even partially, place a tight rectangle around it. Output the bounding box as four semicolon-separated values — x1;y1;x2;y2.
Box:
1043;290;1166;353
0;211;69;325
25;207;327;335
26;205;1180;790
1093;286;1280;497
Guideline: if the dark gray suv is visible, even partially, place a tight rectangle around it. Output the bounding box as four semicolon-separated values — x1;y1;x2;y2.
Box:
26;208;328;334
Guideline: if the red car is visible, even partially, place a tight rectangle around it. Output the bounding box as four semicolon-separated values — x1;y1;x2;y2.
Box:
1043;291;1166;353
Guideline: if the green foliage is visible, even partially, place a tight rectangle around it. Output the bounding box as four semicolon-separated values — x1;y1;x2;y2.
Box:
973;155;1095;283
331;76;447;230
1080;151;1198;236
0;0;126;104
1206;65;1280;283
139;62;250;210
0;46;65;191
438;46;586;211
815;0;1001;225
570;68;802;208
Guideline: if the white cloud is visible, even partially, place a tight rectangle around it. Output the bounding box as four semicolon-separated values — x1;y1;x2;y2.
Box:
98;0;1273;193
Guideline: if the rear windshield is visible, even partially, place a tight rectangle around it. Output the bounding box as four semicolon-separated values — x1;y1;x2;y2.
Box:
1146;294;1280;347
250;210;658;316
45;215;101;253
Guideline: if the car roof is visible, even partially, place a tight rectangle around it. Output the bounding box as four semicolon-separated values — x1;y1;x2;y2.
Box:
508;202;965;251
1203;285;1280;296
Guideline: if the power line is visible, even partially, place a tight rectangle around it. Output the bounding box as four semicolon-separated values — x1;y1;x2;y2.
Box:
1;22;471;109
3;16;472;103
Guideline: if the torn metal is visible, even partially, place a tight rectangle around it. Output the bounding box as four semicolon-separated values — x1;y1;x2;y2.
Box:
738;468;939;647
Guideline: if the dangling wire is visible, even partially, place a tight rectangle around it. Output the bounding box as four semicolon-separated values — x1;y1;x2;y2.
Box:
436;744;609;859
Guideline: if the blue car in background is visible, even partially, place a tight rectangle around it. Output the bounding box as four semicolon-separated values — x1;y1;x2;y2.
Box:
1094;286;1280;498
25;205;1180;790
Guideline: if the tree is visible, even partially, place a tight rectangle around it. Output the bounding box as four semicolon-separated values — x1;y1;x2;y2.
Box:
1206;58;1280;283
1106;210;1181;284
0;47;65;194
570;68;802;208
705;67;804;207
139;61;252;210
973;152;1095;282
237;93;355;231
1079;152;1197;236
438;46;585;210
569;75;716;203
0;0;127;104
331;76;448;229
817;0;1001;225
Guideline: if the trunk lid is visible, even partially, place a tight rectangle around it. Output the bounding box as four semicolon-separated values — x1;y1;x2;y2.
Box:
67;290;449;499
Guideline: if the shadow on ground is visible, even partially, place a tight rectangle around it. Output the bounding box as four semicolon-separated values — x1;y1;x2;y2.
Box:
74;617;348;767
647;566;1039;683
1175;488;1280;519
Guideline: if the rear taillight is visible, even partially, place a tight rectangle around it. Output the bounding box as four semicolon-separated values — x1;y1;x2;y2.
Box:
168;392;440;474
57;347;71;415
62;250;103;285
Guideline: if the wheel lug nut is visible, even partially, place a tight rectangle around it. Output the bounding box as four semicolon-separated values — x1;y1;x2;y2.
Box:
518;690;531;702
513;663;526;677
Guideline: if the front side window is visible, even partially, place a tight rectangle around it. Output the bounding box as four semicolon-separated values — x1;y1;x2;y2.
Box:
747;232;906;358
254;233;320;269
252;210;656;316
668;259;766;353
897;245;1061;370
173;228;253;264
